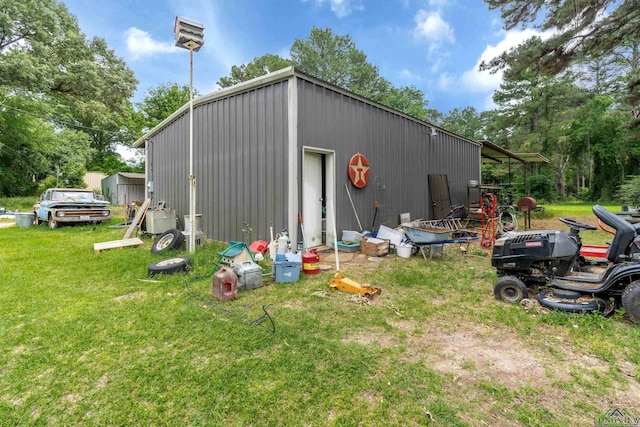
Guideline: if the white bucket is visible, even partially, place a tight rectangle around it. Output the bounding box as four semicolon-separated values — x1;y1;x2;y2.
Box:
397;244;412;259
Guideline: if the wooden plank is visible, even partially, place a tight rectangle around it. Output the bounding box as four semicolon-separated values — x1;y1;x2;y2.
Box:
124;198;151;239
94;237;144;254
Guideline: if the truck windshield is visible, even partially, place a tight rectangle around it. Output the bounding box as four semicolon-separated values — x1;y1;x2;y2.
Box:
51;191;94;201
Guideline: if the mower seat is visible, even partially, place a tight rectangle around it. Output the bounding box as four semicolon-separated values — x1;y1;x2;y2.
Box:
593;205;636;262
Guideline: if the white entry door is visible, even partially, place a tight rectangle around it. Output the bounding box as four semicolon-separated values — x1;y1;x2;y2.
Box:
303;151;324;247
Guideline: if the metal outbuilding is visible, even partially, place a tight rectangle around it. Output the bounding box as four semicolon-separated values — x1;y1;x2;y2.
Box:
101;172;146;206
133;67;482;247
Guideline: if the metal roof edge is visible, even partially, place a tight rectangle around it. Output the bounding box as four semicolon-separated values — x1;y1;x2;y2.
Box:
291;70;481;147
133;65;481;149
478;139;550;164
133;67;296;148
512;153;550;164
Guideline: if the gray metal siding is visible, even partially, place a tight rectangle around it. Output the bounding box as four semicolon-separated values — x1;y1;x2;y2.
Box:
147;81;290;243
101;174;144;206
296;78;480;231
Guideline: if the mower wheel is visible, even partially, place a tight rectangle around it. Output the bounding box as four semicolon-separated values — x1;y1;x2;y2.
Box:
148;256;192;276
151;229;184;254
622;280;640;323
494;276;528;303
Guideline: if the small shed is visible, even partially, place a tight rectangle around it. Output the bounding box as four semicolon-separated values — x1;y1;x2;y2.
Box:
84;172;107;192
133;67;482;246
101;172;145;206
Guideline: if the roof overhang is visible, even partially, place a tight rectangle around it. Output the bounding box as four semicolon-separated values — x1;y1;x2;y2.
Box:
133;67;297;148
479;139;549;164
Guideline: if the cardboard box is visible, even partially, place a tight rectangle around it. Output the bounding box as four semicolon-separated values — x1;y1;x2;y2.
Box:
360;237;389;257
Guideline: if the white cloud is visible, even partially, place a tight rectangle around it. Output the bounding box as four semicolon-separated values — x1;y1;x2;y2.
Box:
459;29;552;93
302;0;364;18
124;27;177;60
437;72;455;91
427;0;449;9
430;58;443;73
413;9;455;51
399;68;423;82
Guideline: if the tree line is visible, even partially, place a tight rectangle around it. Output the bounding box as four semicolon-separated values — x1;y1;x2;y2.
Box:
1;0;639;204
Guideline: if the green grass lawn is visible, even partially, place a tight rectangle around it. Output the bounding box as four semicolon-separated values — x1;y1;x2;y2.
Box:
1;207;639;426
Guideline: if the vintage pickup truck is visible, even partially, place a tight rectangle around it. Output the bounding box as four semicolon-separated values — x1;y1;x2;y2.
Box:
34;188;111;229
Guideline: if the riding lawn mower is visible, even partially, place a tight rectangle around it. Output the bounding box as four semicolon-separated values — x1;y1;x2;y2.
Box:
491;205;640;322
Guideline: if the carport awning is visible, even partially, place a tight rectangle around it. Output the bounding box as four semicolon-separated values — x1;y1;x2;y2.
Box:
479;140;549;164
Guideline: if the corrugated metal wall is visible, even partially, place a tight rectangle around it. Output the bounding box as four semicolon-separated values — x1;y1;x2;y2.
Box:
101;174;145;206
145;72;480;244
147;81;290;243
296;78;480;232
84;172;107;192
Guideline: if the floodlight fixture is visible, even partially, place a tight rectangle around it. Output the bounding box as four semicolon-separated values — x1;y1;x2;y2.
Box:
174;16;204;51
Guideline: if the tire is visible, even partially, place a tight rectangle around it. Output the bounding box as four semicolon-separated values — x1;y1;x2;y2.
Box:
148;256;192;276
151;229;184;254
622;280;640;323
499;210;518;233
48;215;58;229
494;276;528;303
33;212;39;225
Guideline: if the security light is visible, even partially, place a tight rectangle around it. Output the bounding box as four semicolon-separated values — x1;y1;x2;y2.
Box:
174;16;204;51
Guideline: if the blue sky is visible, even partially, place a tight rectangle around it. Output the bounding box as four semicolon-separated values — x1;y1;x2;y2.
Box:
63;0;546;115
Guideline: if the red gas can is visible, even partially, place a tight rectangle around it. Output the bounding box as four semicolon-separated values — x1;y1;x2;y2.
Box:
212;268;238;300
302;249;320;274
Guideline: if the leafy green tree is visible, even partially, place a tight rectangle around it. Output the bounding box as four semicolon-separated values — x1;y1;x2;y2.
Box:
436;107;488;140
568;95;628;200
481;0;640;136
291;28;382;94
135;83;199;135
481;0;640;76
0;95;50;195
0;0;138;194
617;175;640;206
217;27;430;120
217;54;293;88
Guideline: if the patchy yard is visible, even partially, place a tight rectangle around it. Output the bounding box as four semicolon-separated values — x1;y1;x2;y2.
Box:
0;210;638;426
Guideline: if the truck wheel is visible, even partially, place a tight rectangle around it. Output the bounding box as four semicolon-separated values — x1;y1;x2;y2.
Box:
622;280;640;323
33;212;39;225
48;215;58;229
494;276;528;303
148;256;192;276
151;229;184;254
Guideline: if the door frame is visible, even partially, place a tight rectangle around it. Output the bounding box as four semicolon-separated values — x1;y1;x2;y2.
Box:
302;147;335;246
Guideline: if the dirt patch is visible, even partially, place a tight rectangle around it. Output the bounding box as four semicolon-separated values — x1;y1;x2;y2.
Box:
391;321;550;388
343;318;640;422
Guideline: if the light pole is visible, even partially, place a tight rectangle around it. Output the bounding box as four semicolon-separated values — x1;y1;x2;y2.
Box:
174;16;204;253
